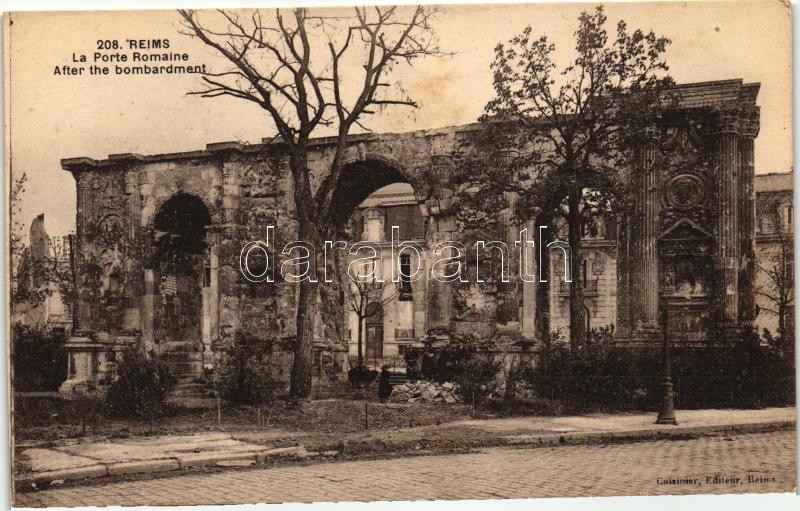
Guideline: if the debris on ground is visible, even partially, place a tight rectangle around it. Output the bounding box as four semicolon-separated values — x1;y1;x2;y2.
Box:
389;381;462;404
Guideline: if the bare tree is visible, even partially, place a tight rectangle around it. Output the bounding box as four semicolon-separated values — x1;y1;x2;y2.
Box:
757;201;794;339
178;7;442;398
346;263;399;368
9;172;28;297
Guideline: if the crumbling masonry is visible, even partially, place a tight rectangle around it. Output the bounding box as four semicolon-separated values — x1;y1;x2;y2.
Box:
58;79;762;395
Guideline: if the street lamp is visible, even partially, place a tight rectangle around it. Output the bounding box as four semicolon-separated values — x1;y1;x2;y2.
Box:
656;299;677;424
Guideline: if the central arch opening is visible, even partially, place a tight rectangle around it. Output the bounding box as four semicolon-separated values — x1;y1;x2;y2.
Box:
331;160;427;369
152;193;212;379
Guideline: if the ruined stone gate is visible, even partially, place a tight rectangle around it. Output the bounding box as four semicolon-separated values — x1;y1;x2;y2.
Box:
59;79;761;394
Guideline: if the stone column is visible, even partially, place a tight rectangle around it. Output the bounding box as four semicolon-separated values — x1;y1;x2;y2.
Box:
222;161;241;235
138;169;156;351
424;153;456;335
217;160;242;348
632;126;660;332
74;171;94;334
141;269;156;351
122;170;142;334
738;108;760;323
715;109;741;325
615;214;631;337
521;219;537;339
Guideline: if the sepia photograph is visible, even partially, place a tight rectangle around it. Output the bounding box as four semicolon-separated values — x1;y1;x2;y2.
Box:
4;0;797;507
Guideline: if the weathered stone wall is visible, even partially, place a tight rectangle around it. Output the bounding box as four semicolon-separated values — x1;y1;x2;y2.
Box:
59;79;765;395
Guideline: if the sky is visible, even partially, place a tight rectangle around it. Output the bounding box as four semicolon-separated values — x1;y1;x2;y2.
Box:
7;1;793;239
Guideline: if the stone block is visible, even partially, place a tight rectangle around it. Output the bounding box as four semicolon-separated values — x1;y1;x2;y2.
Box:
176;451;258;469
216;459;256;467
107;459;180;476
28;464;108;483
256;446;308;463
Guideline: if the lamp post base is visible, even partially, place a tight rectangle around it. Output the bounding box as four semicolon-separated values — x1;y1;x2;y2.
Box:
656;379;677;425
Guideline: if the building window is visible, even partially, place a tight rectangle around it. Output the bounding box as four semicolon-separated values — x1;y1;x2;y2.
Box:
385;204;426;241
399;253;413;298
362;258;377;282
366;217;382;242
582;258;588;287
398;345;408;356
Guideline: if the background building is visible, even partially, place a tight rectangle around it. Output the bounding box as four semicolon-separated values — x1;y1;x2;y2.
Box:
12;214;73;336
754;172;794;337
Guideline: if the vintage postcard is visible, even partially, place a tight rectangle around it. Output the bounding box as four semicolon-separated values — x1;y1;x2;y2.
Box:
5;1;796;507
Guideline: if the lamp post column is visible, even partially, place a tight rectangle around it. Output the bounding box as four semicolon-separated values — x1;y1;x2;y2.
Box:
656;299;677;424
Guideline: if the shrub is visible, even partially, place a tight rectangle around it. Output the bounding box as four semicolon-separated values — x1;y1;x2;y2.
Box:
528;325;796;412
456;356;500;409
214;338;285;406
105;347;175;420
15;394;105;432
406;334;497;383
347;362;378;388
528;326;643;412
11;324;67;391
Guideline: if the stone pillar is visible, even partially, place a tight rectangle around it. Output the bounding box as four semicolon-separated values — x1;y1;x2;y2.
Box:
521;219;537;339
738;108;760;323
206;247;219;361
631;126;660;332
141;269;156;351
715;109;741;325
217;161;241;348
423;153;457;336
413;260;428;337
616;214;631;337
138;169;156;351
122;170;142;333
71;172;89;333
222;162;241;234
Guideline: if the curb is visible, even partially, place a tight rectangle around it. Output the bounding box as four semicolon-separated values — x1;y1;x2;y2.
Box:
15;420;794;491
16;445;311;491
497;420;797;448
323;419;796;457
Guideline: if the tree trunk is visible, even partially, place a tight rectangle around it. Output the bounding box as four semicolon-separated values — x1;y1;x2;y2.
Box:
357;312;364;367
288;217;322;399
287;150;321;400
290;277;318;399
567;189;586;350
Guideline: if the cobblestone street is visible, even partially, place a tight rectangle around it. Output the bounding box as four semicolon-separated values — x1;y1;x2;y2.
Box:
15;431;796;507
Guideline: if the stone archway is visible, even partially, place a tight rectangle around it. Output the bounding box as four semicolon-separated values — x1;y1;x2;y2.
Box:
333;159;437;367
328;158;427;231
151;193;213;381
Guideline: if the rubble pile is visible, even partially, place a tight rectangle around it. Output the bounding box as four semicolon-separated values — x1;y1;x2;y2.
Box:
389;381;462;404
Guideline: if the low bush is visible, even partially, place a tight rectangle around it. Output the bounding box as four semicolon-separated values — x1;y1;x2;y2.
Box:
457;356;501;409
214;338;285;406
347;363;379;388
105;347;176;420
12;324;67;391
528;325;796;412
15;394;105;431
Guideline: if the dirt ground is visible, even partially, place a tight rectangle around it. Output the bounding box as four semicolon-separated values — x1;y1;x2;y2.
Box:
13;394;478;446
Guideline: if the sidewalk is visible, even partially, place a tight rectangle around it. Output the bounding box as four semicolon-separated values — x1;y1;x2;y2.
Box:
15;407;795;490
